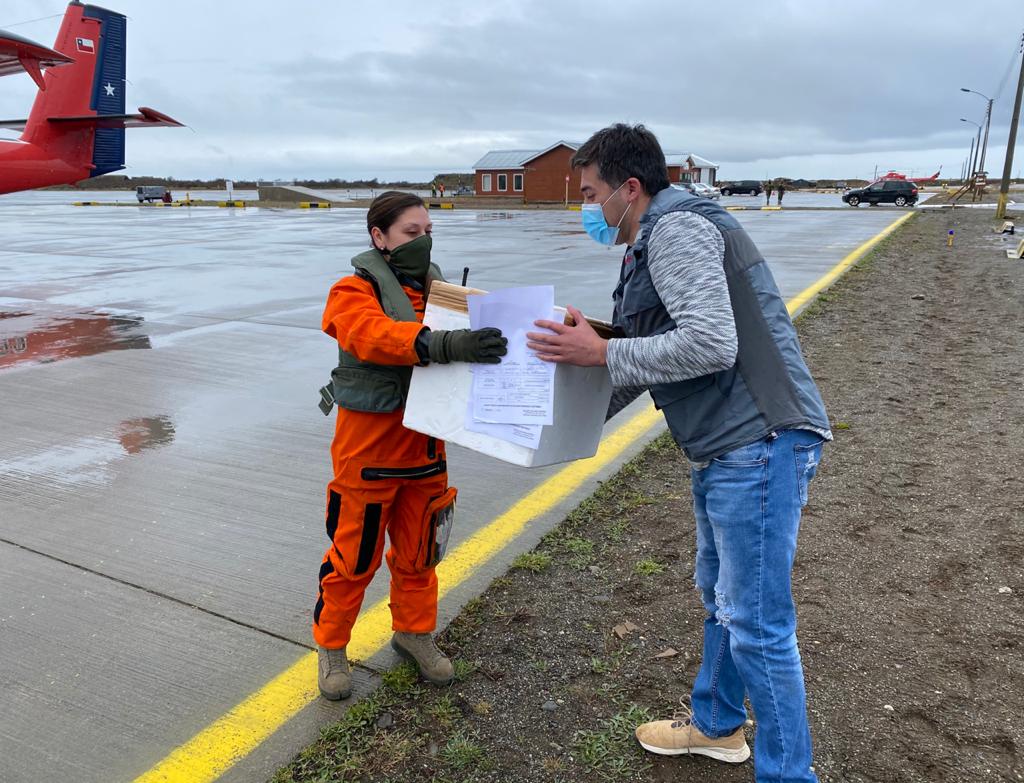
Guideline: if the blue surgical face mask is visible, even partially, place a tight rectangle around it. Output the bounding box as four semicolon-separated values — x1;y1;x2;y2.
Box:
581;183;631;246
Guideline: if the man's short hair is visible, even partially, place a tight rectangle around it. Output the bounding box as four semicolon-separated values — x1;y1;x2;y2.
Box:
571;123;670;195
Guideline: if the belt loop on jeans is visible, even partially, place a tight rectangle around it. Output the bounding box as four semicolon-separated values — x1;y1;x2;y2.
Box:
767;431;779;441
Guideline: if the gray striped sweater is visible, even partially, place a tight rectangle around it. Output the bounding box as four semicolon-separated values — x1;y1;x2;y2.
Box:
606;211;737;388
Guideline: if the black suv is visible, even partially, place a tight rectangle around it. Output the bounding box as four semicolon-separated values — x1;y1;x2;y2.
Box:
719;180;763;196
842;179;918;207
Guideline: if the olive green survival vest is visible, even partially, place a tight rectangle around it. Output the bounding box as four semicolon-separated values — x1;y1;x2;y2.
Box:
318;249;445;415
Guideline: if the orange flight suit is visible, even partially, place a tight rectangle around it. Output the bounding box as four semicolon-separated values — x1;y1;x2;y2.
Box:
313;273;455;650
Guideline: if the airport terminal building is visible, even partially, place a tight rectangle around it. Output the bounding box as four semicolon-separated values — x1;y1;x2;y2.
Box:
472;141;718;202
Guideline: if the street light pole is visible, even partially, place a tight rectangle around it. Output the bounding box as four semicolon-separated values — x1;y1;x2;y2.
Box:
996;37;1024;219
967;134;975;179
962;88;995;174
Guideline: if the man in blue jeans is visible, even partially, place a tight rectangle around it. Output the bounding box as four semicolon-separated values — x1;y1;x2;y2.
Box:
527;123;830;782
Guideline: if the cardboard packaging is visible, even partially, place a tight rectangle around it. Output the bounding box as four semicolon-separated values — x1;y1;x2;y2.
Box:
403;282;614;467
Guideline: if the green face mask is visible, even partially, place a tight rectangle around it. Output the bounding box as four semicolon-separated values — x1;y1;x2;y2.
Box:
384;233;432;283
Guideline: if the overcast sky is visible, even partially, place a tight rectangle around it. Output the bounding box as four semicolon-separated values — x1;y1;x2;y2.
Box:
1;1;1023;182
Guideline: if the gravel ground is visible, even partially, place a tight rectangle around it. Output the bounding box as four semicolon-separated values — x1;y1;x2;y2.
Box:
275;208;1023;783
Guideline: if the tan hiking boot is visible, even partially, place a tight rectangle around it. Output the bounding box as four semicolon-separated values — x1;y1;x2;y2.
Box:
391;632;454;686
635;705;750;763
317;646;352;700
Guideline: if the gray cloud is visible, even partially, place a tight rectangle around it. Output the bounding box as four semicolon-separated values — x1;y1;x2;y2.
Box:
1;0;1021;180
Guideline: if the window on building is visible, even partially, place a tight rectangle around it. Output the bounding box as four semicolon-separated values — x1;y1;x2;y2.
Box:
498;173;508;191
481;173;492;192
513;173;523;191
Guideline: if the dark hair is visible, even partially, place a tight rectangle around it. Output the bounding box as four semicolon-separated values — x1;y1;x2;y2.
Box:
570;123;670;195
366;191;426;247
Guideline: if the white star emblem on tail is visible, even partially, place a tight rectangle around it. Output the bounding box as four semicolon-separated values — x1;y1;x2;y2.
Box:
104;83;115;97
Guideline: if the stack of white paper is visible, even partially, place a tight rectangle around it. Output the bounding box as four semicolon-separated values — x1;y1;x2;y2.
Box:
465;286;556;449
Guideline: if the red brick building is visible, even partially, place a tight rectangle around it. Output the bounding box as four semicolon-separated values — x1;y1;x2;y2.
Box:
473;142;718;202
472;141;581;203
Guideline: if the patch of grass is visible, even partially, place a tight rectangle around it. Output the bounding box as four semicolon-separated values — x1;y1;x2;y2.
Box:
634;558;666;576
530;656;551;673
273;689;395;781
835;421;851;430
590;656;612;674
426;694;462;727
439;729;487;769
607;518;629;542
564;536;595;556
542;756;567;773
573;703;655;780
381;662;420;695
512;551;553;572
452;658;478;681
472;700;493;715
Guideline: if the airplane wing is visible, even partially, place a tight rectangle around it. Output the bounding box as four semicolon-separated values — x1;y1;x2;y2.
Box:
0;29;74;90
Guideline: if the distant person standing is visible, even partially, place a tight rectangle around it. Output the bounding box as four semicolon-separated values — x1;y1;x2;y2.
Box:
764;181;773;205
777;181;786;206
439;182;445;198
431;182;437;198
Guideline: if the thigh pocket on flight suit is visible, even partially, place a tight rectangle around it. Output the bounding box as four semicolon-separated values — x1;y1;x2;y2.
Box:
416;487;458;571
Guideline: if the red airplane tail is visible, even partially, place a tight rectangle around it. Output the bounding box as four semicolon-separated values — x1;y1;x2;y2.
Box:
21;2;128;176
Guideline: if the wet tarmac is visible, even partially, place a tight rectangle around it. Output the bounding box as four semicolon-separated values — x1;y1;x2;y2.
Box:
0;194;904;782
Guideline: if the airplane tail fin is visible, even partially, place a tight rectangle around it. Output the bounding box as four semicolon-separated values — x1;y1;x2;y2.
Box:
22;2;128;176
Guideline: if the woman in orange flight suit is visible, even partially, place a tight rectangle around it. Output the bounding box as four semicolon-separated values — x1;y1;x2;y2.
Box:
313;191;506;700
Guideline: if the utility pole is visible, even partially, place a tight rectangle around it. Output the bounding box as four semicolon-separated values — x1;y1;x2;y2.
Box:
980;97;994;174
968;135;975;179
996;35;1024;219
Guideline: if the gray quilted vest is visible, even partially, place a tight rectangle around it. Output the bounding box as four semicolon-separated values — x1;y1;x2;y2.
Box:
613;186;829;461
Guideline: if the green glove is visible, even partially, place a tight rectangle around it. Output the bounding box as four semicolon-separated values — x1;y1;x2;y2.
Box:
428;328;507;364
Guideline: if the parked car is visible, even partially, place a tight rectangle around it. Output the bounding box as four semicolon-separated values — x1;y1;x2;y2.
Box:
671;182;698;196
719;180;763;196
671;181;721;200
691;182;721;200
454;185;474;196
136;185;169;203
842;179;918;207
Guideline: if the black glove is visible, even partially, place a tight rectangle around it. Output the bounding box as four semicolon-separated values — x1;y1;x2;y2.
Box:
427;328;507;364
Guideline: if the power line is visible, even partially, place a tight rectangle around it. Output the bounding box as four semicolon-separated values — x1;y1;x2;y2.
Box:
993;30;1024;102
0;11;63;30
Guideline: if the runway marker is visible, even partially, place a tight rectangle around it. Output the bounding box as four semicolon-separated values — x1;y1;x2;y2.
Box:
132;210;915;783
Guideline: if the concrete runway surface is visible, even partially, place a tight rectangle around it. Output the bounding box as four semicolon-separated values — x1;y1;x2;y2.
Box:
0;194;904;782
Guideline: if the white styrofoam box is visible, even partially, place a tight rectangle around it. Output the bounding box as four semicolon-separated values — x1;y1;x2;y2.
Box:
403;300;613;467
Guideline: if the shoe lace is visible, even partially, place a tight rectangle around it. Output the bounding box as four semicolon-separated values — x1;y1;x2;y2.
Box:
670;695;694;730
324;648;346;671
412;632;444;665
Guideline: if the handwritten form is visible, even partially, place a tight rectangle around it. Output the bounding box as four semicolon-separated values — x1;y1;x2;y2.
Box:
466;286;556;448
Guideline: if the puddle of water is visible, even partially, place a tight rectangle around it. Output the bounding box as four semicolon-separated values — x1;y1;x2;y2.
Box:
117;416;176;454
0;309;150;370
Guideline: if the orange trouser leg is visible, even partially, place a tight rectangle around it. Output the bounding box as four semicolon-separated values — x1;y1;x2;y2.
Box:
385;475;451;634
313;479;396;649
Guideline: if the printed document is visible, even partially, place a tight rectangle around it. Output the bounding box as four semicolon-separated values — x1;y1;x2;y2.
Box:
467;286;556;443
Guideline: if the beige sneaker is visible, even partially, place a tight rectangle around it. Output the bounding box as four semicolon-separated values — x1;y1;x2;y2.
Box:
635;708;750;763
391;632;454;686
317;646;352;701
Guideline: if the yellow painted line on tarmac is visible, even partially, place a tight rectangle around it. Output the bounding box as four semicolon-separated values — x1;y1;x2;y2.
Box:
132;211;917;783
132;405;662;783
785;211;915;316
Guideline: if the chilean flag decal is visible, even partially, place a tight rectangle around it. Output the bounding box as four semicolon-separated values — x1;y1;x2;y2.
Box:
76;37;95;53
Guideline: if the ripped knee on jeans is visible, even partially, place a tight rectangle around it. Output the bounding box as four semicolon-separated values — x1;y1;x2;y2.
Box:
714;588;735;627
